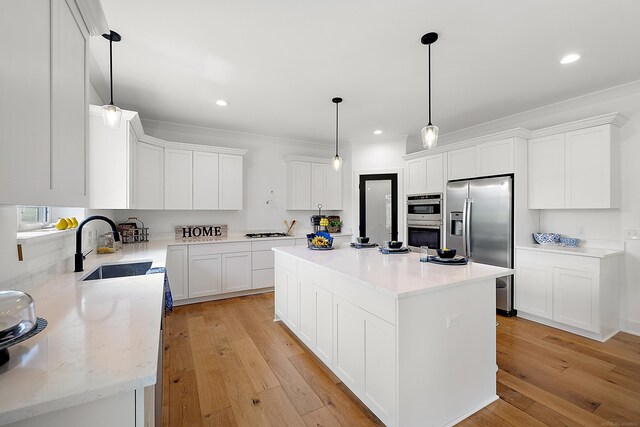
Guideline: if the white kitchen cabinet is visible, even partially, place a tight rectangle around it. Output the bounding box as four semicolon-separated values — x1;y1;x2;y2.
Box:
528;134;565;209
165;245;188;301
447;146;477;180
133;139;164;209
221;252;252;293
406;158;427;195
50;0;88;206
528;124;620;209
425;153;444;193
407;154;444;195
553;268;599;332
274;253;298;327
219;154;243;209
476;138;514;177
188;253;222;298
515;248;622;341
164;149;193;210
364;313;396;422
311;163;327;208
299;276;315;346
564;125;618;208
193;151;219;210
515;262;553;319
315;285;334;365
286;161;312;210
285;157;342;210
334;296;366;389
1;0;90;206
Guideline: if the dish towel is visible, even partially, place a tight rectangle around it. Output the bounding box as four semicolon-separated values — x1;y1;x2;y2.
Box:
147;267;173;314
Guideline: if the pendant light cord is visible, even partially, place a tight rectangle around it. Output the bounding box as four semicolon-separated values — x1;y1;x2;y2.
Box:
109;35;114;105
335;102;339;156
428;43;432;126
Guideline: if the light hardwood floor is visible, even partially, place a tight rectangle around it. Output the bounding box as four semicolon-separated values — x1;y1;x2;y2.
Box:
163;293;640;426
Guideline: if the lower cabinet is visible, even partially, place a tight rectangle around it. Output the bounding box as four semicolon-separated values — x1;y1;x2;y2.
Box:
6;387;154;427
515;248;621;341
221;252;252;293
188;253;222;298
165;245;188;301
276;254;396;425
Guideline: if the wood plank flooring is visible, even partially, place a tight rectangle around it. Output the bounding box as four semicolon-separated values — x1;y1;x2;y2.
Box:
163;293;640;426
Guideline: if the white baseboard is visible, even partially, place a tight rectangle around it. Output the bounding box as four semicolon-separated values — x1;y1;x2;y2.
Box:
621;318;640;337
445;395;500;427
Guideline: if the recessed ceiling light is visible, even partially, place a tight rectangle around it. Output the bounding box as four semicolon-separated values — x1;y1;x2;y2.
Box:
560;53;581;65
373;130;383;135
216;99;228;106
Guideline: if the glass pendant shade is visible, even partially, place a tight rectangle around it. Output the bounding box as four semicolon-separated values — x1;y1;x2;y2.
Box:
332;155;343;171
421;124;439;149
102;104;122;128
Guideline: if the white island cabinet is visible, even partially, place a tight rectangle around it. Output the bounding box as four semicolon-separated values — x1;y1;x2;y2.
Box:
274;246;513;427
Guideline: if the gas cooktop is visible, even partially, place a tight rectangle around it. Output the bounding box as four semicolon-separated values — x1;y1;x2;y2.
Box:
245;232;289;239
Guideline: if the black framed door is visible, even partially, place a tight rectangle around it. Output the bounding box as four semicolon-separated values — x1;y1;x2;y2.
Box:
359;173;398;243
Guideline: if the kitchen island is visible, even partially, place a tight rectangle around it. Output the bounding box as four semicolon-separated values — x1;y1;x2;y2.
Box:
273;246;513;427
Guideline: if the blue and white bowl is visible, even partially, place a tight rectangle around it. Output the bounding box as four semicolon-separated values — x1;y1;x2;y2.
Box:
532;233;560;245
559;237;580;247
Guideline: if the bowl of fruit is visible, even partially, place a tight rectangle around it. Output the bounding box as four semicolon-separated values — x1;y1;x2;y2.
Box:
307;232;334;250
436;248;457;259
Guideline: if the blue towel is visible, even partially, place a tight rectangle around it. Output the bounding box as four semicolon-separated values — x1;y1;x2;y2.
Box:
147;267;173;314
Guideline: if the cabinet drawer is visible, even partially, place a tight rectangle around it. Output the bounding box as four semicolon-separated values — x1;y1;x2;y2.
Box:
251;238;295;251
252;250;274;270
332;274;396;325
252;269;275;289
189;241;252;256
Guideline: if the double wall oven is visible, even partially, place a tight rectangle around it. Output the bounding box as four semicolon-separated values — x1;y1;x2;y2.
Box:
407;193;442;252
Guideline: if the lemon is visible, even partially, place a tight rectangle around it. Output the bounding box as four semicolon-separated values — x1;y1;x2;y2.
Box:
55;218;68;230
70;217;79;228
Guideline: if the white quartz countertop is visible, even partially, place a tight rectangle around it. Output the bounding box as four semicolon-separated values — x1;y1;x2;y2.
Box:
273;246;514;299
0;241;169;426
515;243;624;258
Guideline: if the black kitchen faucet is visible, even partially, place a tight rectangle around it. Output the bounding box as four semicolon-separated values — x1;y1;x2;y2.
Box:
74;216;120;272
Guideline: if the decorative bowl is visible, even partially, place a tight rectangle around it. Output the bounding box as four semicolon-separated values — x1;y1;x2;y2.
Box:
388;241;403;249
307;232;334;249
436;248;457;259
559;237;580;247
532;233;560;245
357;237;370;244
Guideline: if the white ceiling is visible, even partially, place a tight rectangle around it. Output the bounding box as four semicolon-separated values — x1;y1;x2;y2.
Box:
91;0;640;145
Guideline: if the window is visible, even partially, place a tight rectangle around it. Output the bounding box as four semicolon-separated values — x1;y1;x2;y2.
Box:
17;206;50;231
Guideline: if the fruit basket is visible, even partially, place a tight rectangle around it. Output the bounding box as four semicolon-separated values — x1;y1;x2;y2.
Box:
307;232;334;250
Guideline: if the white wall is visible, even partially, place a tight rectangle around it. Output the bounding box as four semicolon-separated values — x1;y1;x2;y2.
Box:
118;120;345;235
346;135;408;241
408;80;640;335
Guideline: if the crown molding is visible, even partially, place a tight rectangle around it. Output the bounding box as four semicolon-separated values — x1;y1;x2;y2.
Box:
284;155;331;164
402;128;529;161
141;118;330;149
74;0;109;36
529;112;628;138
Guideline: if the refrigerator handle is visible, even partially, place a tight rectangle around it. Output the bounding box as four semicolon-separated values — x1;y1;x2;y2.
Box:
462;198;469;257
466;198;473;258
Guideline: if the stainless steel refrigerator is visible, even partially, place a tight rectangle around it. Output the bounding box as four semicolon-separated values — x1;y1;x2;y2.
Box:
446;176;514;315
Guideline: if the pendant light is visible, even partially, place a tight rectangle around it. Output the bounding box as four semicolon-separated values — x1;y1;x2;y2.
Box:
420;32;439;149
101;30;123;128
331;97;343;171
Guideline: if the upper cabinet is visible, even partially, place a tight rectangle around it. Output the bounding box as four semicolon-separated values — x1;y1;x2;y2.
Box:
286;156;342;210
89;106;246;210
406;153;444;195
0;0;96;207
528;123;621;209
448;138;514;181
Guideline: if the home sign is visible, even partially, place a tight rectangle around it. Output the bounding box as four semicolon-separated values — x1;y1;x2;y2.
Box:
175;224;228;241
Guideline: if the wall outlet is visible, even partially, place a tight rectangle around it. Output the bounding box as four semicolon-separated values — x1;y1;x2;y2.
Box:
446;314;460;328
625;228;640;240
577;226;585;236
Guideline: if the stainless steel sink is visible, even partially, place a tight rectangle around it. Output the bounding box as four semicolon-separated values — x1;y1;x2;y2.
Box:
82;261;154;281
